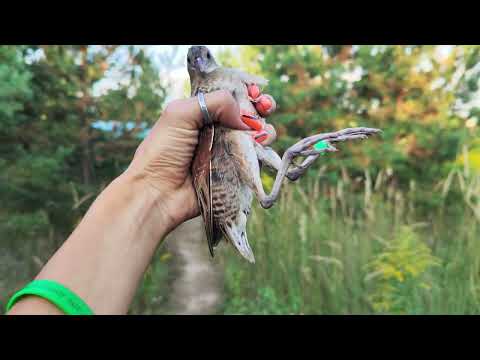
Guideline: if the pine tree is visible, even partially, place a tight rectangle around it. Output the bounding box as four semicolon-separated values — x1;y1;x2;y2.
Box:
0;46;167;305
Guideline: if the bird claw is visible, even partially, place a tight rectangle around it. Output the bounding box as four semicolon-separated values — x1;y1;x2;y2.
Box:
327;128;380;144
255;127;381;211
288;127;381;157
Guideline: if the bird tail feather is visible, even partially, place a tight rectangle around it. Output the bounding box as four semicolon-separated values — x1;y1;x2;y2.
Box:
222;225;255;263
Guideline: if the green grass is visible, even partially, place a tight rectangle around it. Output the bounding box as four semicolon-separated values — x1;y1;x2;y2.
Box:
221;166;480;315
3;165;479;315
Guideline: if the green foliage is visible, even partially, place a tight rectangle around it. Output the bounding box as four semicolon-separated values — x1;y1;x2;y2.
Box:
228;45;480;187
0;45;168;307
224;286;300;315
223;167;480;314
2;45;480;314
365;225;441;314
0;46;32;128
129;249;172;315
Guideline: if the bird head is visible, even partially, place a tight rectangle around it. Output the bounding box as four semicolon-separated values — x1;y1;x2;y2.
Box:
187;46;218;77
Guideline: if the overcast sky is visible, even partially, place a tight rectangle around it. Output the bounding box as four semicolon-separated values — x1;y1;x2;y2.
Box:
148;45;239;101
93;45;479;119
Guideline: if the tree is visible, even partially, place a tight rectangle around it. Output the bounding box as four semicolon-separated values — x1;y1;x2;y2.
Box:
0;46;167;306
234;45;480;187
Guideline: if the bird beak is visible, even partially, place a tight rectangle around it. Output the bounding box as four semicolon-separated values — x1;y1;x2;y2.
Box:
194;57;208;73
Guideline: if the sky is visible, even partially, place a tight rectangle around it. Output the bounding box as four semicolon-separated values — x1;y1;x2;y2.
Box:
92;45;240;133
143;45;478;109
147;45;239;100
20;45;480;135
91;45;239;102
91;45;479;124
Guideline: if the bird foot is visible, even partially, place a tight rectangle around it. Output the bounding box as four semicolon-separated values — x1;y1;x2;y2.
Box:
288;127;382;158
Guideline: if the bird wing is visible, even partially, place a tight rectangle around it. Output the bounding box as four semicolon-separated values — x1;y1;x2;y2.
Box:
191;123;216;257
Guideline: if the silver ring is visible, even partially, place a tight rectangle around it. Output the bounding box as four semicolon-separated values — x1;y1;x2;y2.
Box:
197;91;213;126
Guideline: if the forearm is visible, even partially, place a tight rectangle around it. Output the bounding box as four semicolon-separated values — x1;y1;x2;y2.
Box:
8;172;171;315
7;90;254;315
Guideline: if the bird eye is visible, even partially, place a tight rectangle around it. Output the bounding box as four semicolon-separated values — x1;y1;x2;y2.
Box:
207;52;211;59
187;58;191;64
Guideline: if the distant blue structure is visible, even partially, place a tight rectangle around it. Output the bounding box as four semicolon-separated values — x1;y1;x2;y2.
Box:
92;120;151;139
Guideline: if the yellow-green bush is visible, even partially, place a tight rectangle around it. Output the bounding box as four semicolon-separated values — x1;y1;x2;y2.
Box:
365;225;441;314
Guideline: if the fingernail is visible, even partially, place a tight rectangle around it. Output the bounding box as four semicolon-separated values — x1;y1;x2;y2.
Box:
247;84;261;100
255;94;277;117
241;115;264;131
254;131;268;143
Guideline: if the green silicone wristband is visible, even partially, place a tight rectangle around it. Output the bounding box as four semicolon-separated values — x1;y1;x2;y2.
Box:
6;279;94;315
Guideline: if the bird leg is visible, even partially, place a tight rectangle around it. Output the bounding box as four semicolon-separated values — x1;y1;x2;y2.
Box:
255;143;321;182
250;127;382;209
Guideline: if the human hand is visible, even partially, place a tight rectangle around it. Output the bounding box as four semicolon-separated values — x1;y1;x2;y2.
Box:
124;89;278;233
242;84;277;146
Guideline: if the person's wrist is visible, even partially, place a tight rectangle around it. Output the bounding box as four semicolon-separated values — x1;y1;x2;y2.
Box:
114;169;177;242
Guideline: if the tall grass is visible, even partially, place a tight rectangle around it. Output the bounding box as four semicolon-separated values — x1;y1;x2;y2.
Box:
221;164;480;315
3;162;479;315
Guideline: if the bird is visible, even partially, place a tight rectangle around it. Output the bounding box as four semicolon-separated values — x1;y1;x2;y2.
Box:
187;45;381;263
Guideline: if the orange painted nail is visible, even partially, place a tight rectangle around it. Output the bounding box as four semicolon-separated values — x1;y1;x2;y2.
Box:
254;131;268;143
248;84;261;100
242;115;264;131
255;94;277;117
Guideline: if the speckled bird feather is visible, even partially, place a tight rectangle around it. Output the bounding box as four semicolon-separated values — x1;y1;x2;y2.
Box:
191;68;268;263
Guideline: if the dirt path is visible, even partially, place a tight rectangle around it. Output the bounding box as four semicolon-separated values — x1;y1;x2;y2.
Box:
164;217;224;314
